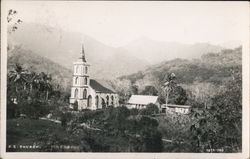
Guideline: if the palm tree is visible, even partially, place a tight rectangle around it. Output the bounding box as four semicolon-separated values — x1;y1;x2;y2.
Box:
23;71;39;101
162;73;176;112
8;63;28;102
37;72;52;101
44;74;52;101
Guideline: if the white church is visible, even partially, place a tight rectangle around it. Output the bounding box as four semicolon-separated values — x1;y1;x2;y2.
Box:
69;45;119;110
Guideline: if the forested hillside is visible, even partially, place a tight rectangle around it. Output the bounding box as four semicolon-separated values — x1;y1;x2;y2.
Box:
120;47;241;84
113;47;242;104
8;45;72;91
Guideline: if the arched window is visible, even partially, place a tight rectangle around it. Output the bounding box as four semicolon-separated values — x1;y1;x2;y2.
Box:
87;95;92;107
85;67;88;74
95;96;99;108
74;89;78;99
106;96;109;106
83;89;87;99
76;65;79;73
84;77;88;85
75;77;78;85
111;96;114;105
80;66;83;74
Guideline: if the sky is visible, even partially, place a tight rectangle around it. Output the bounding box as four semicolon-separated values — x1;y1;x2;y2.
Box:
4;1;249;47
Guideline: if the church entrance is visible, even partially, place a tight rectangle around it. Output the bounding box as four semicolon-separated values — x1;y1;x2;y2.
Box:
101;98;106;109
87;95;92;108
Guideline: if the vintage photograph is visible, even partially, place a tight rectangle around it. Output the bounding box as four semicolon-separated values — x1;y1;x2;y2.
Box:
1;1;249;157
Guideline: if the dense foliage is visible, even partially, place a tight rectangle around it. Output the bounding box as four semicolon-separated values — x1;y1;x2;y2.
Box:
7;63;69;119
189;69;242;152
115;47;241;104
7;106;163;152
6;44;242;152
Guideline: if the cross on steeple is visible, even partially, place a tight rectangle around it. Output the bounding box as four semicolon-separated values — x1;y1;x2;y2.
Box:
80;44;86;62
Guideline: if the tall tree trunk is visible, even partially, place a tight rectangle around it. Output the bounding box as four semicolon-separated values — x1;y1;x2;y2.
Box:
30;84;33;92
165;91;169;114
46;90;49;101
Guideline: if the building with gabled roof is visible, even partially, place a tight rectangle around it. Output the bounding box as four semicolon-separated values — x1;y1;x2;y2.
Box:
69;45;119;110
127;95;159;109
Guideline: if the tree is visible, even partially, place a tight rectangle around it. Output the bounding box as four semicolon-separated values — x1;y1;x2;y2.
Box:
184;82;217;108
189;68;242;152
131;85;138;95
139;103;159;115
7;100;20;119
168;86;188;105
61;112;73;128
7;64;62;120
37;72;53;101
7;9;22;34
109;79;132;104
141;85;158;96
73;101;78;111
137;116;163;152
162;73;177;107
8;63;28;102
7;9;23;51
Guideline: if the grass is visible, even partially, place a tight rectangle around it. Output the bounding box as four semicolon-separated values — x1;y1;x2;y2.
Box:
7;118;67;151
6;118;132;152
7;114;189;152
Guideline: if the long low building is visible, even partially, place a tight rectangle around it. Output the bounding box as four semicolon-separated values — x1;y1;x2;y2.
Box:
126;95;191;114
161;104;191;114
126;95;159;109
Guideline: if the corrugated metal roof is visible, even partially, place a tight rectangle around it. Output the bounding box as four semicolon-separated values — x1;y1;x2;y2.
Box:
90;79;115;93
128;95;158;105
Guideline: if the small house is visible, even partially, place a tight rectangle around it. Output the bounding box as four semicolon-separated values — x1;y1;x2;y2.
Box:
127;95;159;109
161;104;191;114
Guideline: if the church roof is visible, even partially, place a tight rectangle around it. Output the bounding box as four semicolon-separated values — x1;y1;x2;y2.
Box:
128;95;158;105
90;79;115;94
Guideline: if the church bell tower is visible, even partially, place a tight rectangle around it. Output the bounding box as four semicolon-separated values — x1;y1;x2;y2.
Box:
69;44;90;110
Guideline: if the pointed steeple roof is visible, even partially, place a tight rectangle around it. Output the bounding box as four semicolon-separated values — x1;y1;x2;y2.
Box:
80;44;86;62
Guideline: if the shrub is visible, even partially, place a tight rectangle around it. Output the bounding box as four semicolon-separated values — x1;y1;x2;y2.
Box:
61;112;73;127
139;103;159;115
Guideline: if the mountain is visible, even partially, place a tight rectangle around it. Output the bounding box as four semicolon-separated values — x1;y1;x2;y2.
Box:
8;22;239;81
7;46;72;91
8;23;149;79
120;37;225;64
118;47;242;93
219;40;242;49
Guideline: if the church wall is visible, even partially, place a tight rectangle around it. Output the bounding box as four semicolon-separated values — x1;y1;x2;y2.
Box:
70;88;119;110
95;93;119;108
88;86;97;110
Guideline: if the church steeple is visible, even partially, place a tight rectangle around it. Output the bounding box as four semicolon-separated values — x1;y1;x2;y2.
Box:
70;43;90;110
80;44;86;62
